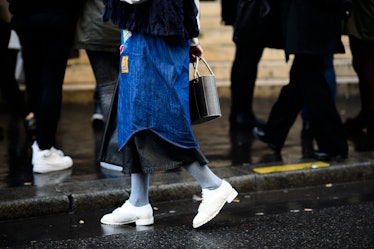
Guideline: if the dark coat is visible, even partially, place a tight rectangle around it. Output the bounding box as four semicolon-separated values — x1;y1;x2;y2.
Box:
221;0;238;26
233;0;283;48
74;0;120;52
344;0;374;43
103;0;199;42
6;0;84;16
281;0;346;56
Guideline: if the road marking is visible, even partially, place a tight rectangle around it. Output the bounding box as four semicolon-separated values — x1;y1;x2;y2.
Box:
253;161;330;174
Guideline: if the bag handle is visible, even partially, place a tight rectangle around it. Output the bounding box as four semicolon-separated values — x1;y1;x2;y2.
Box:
192;56;215;78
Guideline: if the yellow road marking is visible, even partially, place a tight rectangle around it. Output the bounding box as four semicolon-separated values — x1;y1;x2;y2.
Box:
253;161;330;174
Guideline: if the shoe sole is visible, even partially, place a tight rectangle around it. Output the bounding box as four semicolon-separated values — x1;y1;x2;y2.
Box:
100;216;154;226
193;188;238;229
91;114;104;123
33;165;72;174
100;162;122;171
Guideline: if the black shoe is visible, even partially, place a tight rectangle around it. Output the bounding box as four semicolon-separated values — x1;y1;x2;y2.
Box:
312;151;348;161
253;126;280;152
229;128;254;165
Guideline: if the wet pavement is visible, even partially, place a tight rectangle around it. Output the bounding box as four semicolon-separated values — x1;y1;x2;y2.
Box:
1;180;373;248
0;92;374;220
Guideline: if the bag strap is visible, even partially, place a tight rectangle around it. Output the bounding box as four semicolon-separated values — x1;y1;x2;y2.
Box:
192;56;215;78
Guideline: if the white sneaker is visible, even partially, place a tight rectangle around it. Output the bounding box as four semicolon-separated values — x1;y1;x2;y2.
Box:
32;143;73;174
193;180;238;229
32;141;64;165
101;200;154;226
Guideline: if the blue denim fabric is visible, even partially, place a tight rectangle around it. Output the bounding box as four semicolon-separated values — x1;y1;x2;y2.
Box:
117;30;199;150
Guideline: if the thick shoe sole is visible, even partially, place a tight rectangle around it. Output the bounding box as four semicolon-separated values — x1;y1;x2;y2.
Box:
193;188;238;229
33;164;72;174
100;216;154;226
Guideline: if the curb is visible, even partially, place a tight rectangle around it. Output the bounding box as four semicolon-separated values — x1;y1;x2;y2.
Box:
1;160;373;221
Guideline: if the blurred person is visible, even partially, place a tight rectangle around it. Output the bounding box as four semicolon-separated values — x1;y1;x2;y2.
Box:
7;0;85;173
75;0;121;172
253;0;349;161
75;0;120;124
0;0;34;132
222;0;338;159
223;0;282;131
99;0;238;229
299;54;337;158
343;0;374;151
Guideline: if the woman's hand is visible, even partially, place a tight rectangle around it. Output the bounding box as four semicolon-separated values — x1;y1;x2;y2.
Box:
190;44;204;63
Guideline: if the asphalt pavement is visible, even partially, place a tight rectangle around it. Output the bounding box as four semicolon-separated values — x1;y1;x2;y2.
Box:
1;180;373;248
0;92;373;221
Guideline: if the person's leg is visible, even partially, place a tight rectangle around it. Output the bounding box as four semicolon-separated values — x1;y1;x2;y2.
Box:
298;54;348;158
350;36;374;116
257;57;304;152
16;12;74;149
13;14;45;140
101;172;154;226
347;35;374;150
323;54;337;99
183;162;222;190
300;54;337;121
128;173;150;206
35;14;76;149
14;13;76;173
14;18;42;124
183;162;237;228
0;24;28;120
230;43;264;129
300;54;337;157
86;50;119;122
0;27;19;113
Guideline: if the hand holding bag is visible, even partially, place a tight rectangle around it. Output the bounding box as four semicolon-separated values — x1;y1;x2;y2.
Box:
189;56;222;125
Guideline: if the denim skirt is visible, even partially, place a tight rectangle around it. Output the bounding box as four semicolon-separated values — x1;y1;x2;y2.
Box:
117;31;207;173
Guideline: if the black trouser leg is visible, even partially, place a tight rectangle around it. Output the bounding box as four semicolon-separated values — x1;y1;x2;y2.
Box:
14;13;77;149
266;54;348;155
265;57;303;150
230;44;264;127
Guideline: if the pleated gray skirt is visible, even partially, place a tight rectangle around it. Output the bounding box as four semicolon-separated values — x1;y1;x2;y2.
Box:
121;130;209;174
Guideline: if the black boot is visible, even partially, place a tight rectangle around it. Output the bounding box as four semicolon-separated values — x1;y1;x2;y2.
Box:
354;109;374;151
344;111;366;140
